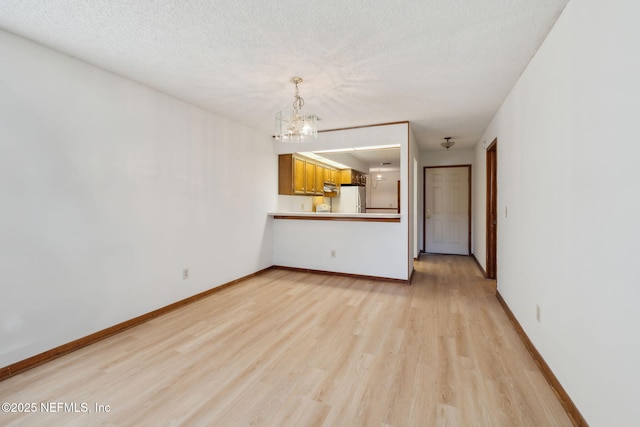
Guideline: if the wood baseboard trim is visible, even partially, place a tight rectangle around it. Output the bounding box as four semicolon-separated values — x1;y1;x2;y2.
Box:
496;291;588;427
273;265;409;285
408;267;416;285
272;215;400;223
318;120;409;134
471;253;488;278
0;266;275;382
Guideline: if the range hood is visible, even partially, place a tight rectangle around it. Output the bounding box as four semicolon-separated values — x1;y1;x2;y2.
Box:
323;183;337;192
323;183;338;197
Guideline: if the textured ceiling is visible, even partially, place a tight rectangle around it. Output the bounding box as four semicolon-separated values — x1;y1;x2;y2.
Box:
0;0;569;151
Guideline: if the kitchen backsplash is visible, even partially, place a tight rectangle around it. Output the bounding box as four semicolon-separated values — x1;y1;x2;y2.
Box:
277;195;332;212
276;195;315;212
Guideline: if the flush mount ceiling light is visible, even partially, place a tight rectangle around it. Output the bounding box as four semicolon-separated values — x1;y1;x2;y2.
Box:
275;77;318;143
441;137;455;150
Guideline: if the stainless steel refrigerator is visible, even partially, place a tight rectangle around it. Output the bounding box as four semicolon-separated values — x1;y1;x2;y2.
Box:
334;186;366;213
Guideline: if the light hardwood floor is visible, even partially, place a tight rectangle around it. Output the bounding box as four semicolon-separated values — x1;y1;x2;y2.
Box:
0;255;572;426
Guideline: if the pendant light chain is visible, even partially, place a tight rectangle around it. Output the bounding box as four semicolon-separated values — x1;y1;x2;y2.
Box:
292;77;304;114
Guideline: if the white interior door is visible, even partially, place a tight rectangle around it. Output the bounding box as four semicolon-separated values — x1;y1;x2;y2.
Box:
425;167;469;255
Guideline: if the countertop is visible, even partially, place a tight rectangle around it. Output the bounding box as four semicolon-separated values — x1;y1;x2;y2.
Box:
268;212;401;222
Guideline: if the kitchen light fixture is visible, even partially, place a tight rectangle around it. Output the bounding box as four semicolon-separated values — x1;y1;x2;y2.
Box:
372;165;387;190
441;137;455;150
275;77;318;142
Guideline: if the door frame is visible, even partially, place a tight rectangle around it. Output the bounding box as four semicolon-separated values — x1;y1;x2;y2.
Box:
486;139;498;279
422;164;472;255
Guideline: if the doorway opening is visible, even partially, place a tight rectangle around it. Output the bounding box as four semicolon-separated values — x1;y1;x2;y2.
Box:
486;139;498;279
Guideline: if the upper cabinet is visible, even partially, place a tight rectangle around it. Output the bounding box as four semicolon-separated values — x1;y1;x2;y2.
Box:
314;164;325;194
292;155;306;194
324;167;337;185
340;169;367;186
279;154;337;196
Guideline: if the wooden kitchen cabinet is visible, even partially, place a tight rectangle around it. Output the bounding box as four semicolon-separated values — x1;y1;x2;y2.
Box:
324;166;337;185
339;169;367;186
315;164;325;195
279;154;305;195
279;154;325;196
306;161;318;194
292;156;306;194
358;171;366;186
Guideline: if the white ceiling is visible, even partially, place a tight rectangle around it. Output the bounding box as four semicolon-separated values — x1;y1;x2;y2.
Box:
0;0;569;151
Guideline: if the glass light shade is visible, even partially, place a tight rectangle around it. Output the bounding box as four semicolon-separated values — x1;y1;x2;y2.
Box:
275;110;318;142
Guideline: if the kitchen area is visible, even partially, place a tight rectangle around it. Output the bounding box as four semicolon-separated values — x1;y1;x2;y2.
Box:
275;148;401;216
268;122;417;282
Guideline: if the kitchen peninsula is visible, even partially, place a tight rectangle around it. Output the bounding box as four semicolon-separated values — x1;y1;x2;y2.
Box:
270;122;417;282
268;212;400;222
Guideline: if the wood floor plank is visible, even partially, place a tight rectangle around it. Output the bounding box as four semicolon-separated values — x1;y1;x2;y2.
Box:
0;255;572;426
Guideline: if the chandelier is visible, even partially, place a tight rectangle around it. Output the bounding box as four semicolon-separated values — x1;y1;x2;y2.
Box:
275;77;318;142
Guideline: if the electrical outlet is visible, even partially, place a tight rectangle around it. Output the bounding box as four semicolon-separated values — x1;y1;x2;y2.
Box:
300;203;305;210
183;268;189;280
536;305;541;322
505;206;508;218
331;249;336;258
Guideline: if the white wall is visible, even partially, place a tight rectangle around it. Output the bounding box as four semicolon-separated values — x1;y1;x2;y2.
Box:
272;123;411;280
408;126;419;264
473;1;640;425
420;148;475;168
272;123;407;155
277;195;316;212
367;170;400;209
472;147;488;267
273;219;405;279
0;30;277;368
